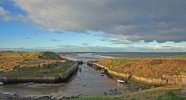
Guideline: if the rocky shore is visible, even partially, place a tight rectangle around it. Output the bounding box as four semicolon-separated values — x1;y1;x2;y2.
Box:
0;92;83;100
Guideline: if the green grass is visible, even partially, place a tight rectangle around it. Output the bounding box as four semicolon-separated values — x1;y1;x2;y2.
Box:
70;89;186;100
164;55;186;58
0;60;75;77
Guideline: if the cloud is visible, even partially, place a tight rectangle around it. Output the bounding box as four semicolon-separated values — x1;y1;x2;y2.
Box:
150;45;185;50
109;39;132;45
12;0;186;42
0;6;8;16
25;37;30;39
57;45;131;52
82;43;89;46
0;6;14;21
1;44;186;52
51;39;60;42
0;6;28;21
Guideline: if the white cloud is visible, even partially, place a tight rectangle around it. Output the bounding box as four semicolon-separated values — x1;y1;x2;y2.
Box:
12;0;186;42
0;6;9;16
0;6;28;21
0;6;14;21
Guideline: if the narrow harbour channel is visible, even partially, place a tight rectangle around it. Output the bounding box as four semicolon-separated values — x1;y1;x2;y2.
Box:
0;53;152;98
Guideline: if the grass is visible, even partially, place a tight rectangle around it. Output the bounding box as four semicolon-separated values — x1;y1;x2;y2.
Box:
0;60;75;77
165;55;186;58
97;57;186;78
71;85;186;100
0;51;76;83
89;55;186;99
0;51;63;70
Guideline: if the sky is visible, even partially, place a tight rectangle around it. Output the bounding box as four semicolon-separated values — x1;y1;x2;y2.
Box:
0;0;186;52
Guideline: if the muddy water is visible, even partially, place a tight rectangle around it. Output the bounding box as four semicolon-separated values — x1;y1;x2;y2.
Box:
0;64;125;97
0;53;125;97
0;53;151;98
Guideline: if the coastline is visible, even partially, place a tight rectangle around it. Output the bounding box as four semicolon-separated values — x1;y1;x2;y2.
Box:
1;52;186;99
87;61;185;86
0;61;79;84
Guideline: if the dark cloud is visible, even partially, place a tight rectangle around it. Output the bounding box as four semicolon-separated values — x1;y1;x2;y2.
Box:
109;39;132;45
100;39;108;42
25;37;30;39
13;0;186;42
51;39;60;42
82;43;89;46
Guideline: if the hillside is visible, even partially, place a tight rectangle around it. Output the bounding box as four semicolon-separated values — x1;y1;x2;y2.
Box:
0;51;63;70
97;58;186;78
0;51;77;84
38;51;63;60
76;85;186;100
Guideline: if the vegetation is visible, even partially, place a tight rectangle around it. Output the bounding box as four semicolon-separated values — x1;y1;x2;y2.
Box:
0;60;75;77
97;58;186;78
73;85;186;100
0;51;77;83
165;55;186;58
82;55;186;100
0;51;63;70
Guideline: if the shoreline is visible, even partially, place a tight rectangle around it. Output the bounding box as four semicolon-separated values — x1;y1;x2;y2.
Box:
1;52;186;99
87;61;185;86
0;61;80;100
0;61;79;84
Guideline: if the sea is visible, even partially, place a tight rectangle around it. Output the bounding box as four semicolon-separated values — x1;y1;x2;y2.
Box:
92;52;186;58
64;52;186;62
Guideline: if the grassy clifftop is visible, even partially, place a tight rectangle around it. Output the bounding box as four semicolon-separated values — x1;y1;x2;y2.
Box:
38;51;63;60
0;51;62;60
0;51;77;84
0;51;63;70
97;57;186;78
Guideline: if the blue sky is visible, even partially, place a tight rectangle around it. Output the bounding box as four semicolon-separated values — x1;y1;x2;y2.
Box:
0;0;186;52
0;20;110;49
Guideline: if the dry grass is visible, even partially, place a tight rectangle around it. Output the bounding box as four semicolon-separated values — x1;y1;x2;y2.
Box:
0;51;63;70
0;51;76;84
97;57;186;78
74;85;186;100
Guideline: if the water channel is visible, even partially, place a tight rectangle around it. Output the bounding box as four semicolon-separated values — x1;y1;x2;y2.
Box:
0;53;151;98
